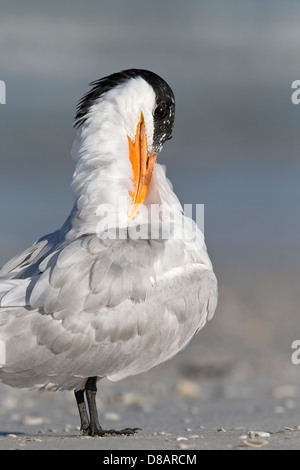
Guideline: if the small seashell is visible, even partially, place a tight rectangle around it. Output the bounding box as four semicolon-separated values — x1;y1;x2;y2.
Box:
103;412;120;421
284;425;300;431
25;437;42;442
248;431;270;438
175;380;202;399
23;416;45;426
178;443;194;449
242;439;269;448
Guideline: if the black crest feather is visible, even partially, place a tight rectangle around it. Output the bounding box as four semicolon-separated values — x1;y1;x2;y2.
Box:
74;69;174;129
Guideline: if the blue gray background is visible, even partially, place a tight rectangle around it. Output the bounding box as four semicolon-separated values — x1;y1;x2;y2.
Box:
0;1;300;434
1;0;300;269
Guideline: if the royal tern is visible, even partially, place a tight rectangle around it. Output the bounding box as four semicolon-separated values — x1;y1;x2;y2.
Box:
0;69;217;436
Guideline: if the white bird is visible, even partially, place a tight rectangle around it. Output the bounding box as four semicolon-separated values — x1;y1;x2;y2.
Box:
0;69;217;436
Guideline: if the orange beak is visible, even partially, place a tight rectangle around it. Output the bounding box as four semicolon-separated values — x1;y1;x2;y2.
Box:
128;113;157;219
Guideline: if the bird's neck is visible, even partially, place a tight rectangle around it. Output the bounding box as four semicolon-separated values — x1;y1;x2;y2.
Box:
65;126;182;239
68;119;130;231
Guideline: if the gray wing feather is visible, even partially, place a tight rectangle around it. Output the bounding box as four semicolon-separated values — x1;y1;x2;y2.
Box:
0;232;217;388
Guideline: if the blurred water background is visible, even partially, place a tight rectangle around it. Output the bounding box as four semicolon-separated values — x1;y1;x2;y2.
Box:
0;0;300;384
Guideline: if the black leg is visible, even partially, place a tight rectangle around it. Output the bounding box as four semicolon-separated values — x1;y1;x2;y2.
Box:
74;389;89;434
74;376;141;437
85;376;103;436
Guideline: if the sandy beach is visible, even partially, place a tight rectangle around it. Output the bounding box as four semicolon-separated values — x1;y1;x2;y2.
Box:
0;269;299;450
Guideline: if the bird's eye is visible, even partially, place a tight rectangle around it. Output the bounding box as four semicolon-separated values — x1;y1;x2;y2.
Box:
154;103;167;118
